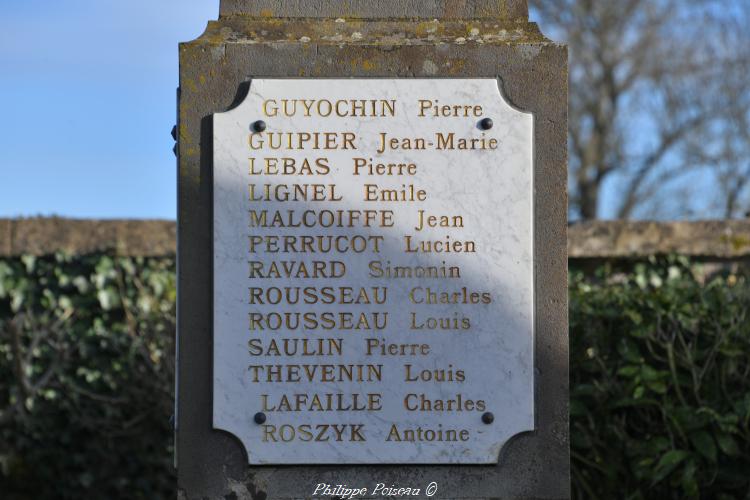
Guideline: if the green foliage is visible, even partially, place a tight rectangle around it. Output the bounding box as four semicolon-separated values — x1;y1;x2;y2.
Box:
0;253;175;500
570;257;750;499
0;254;748;499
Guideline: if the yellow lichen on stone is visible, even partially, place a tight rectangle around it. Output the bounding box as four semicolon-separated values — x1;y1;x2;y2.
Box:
721;234;750;252
188;17;549;48
179;124;190;144
198;22;232;45
349;57;376;71
446;58;466;74
415;20;440;37
184;79;198;92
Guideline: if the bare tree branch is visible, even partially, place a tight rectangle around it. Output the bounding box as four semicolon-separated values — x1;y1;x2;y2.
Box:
1;308;74;426
532;0;750;220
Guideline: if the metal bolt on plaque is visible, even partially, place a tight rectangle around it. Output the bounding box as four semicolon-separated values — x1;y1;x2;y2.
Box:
251;120;266;133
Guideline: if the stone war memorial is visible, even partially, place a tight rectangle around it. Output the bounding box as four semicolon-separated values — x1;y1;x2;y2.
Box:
176;0;568;498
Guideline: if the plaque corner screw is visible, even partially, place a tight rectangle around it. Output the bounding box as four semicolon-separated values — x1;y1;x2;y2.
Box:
251;120;267;133
482;412;495;424
254;412;267;424
479;117;494;130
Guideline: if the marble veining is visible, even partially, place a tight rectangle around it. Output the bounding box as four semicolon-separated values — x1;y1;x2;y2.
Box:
213;79;534;464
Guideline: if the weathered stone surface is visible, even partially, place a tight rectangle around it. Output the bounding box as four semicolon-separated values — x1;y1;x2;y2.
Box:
568;220;750;260
0;219;10;256
195;16;547;47
0;217;176;257
219;0;528;20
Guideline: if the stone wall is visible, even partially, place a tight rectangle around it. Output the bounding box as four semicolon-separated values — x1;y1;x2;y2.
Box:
1;217;748;260
568;220;750;260
0;217;175;257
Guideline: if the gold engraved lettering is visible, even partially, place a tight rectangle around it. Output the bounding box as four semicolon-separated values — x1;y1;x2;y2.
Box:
248;338;343;357
248;286;387;305
408;287;492;305
367;260;461;279
262;423;366;442
403;393;486;412
417;99;483;118
376;133;427;153
249;209;394;229
364;338;430;356
248;183;343;202
435;132;498;150
263;98;395;118
248;260;346;279
248;364;382;383
404;234;475;253
385;424;469;442
249;132;357;151
261;393;382;412
248;157;330;176
414;209;463;231
248;235;384;254
409;312;471;331
352;157;417;176
364;184;427;202
248;311;388;331
404;364;465;382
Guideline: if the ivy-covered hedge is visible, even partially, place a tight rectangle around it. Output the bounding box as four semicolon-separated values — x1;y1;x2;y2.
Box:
570;258;750;499
0;254;175;500
0;254;748;499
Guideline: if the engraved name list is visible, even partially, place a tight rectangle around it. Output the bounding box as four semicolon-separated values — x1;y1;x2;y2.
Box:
213;79;534;464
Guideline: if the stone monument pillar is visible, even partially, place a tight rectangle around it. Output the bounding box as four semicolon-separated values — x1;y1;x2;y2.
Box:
177;1;568;498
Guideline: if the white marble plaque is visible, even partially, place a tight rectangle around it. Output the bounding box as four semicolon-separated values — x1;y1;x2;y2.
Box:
213;79;534;464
